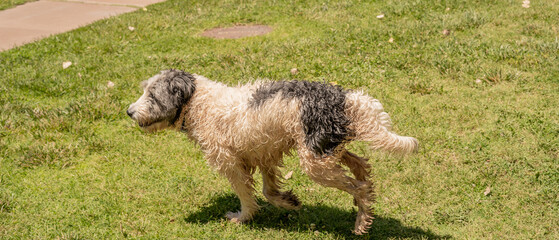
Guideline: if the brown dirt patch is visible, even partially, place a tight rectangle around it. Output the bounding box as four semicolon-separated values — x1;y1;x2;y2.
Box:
200;25;272;39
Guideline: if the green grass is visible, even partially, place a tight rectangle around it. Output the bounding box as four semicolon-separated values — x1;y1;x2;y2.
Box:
0;0;36;10
1;0;558;239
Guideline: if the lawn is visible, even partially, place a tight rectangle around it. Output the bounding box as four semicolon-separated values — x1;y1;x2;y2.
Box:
0;0;36;10
1;0;558;239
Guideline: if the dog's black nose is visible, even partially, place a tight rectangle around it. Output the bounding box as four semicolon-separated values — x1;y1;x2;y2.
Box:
126;109;134;117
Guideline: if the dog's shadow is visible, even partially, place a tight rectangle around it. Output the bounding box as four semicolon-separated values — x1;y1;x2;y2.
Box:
184;194;451;239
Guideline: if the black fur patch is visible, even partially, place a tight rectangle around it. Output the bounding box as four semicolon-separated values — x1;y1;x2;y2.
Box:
250;80;352;155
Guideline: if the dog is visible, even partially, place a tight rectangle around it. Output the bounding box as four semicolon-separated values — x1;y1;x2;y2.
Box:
127;69;418;234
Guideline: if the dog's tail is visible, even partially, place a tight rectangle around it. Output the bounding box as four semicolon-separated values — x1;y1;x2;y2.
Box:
345;91;418;154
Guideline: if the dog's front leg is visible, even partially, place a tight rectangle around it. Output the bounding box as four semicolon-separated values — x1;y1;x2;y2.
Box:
221;162;259;223
261;166;301;210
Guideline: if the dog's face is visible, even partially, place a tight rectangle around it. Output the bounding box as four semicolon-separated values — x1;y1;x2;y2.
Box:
127;70;196;132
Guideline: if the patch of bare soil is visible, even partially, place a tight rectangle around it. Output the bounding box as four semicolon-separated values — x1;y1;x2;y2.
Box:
200;25;272;39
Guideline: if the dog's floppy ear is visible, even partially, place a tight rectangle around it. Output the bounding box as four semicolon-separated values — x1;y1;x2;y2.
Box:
168;70;196;107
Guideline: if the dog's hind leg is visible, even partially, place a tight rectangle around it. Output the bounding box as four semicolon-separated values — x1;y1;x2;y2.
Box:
220;161;259;223
340;151;375;207
298;147;374;235
340;151;372;182
261;166;301;210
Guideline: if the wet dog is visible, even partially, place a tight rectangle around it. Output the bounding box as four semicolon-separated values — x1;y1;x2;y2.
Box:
127;69;418;234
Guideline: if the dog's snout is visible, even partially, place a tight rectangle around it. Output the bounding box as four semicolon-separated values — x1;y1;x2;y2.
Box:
126;108;134;118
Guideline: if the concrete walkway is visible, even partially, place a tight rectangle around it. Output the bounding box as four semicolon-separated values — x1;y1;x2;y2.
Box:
0;0;165;51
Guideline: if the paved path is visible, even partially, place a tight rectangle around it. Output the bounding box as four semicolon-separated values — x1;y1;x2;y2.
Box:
0;0;165;51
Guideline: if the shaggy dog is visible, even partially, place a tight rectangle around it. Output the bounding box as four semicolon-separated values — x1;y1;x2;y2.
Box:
127;69;418;234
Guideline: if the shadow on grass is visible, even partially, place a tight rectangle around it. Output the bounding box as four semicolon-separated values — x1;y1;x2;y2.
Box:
184;194;451;239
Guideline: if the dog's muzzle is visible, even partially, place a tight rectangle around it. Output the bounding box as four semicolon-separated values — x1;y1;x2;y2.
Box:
126;108;134;118
127;103;138;120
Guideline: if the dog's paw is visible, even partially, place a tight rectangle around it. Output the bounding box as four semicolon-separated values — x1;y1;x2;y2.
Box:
353;226;369;235
268;190;302;210
281;190;301;210
225;211;243;223
353;218;373;235
353;210;373;235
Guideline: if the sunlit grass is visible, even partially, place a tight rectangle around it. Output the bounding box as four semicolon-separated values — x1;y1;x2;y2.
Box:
0;0;36;10
1;0;558;239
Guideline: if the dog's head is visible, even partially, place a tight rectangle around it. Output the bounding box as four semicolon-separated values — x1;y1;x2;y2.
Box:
127;69;196;132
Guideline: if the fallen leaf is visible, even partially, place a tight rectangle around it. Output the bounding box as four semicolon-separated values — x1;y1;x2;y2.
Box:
62;61;72;69
284;170;293;180
484;186;491;196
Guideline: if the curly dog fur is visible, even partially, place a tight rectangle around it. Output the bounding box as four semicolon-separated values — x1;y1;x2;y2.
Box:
127;69;418;235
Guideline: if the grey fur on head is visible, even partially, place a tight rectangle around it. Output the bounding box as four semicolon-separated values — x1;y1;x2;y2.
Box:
127;69;196;130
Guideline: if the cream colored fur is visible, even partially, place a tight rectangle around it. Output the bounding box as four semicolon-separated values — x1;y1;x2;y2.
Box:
133;74;418;235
